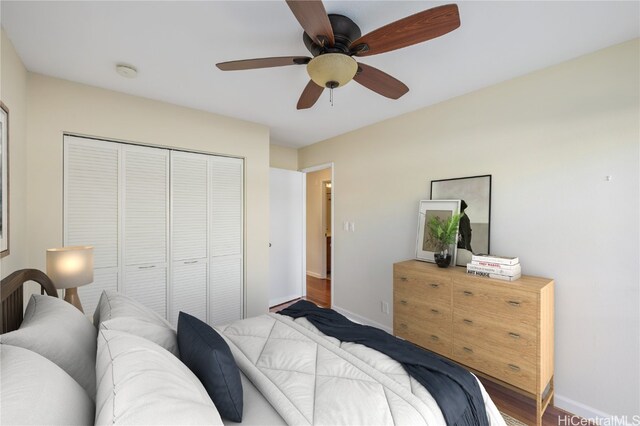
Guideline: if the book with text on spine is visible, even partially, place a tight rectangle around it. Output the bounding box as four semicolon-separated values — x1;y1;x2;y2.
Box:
471;254;520;266
467;263;521;276
466;269;522;282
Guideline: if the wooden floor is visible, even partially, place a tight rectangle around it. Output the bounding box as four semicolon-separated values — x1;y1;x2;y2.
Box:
269;275;331;312
479;378;584;426
269;278;584;426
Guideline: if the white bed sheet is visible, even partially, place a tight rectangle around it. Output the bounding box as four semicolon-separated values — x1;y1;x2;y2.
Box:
224;372;287;426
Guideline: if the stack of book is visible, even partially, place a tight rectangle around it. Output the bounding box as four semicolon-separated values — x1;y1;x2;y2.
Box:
466;254;521;281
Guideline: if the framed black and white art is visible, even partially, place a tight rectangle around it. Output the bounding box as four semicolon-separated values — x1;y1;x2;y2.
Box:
1;102;8;257
0;102;9;257
430;175;491;266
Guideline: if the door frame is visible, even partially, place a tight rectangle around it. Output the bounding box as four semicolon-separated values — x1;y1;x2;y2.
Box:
300;163;334;307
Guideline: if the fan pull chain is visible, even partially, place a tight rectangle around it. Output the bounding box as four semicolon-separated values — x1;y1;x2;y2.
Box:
330;87;334;106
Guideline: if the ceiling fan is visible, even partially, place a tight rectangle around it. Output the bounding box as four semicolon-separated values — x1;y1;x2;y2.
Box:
216;1;460;110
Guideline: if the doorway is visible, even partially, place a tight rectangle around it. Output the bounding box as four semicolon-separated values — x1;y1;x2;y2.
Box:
304;165;333;308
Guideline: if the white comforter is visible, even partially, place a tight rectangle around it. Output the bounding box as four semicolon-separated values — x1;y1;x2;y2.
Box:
217;313;506;426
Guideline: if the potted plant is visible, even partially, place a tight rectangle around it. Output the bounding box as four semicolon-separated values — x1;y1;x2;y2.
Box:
427;213;461;268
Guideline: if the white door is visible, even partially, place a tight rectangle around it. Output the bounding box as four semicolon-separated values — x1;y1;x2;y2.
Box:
64;136;120;315
122;145;169;318
269;168;304;307
170;151;209;324
209;156;244;325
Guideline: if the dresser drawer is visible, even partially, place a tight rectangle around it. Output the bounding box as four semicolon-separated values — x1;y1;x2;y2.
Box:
394;268;452;307
395;312;452;357
394;296;451;326
453;279;537;320
453;309;536;364
453;339;536;393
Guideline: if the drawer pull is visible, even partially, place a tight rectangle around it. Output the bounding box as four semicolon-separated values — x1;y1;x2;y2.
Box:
400;300;408;305
463;319;473;325
463;291;474;296
463;347;473;353
507;301;521;307
508;364;521;372
430;309;440;314
138;265;156;269
508;332;521;339
430;335;439;341
184;260;199;264
430;283;440;288
400;277;408;282
399;323;408;329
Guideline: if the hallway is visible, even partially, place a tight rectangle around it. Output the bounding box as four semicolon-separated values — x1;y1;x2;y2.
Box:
269;275;331;311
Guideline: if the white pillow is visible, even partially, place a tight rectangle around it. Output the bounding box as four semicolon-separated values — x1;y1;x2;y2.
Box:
0;295;97;398
100;316;179;357
94;290;172;328
0;344;95;425
96;329;223;425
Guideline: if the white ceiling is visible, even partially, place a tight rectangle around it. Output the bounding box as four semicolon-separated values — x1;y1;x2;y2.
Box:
2;1;638;148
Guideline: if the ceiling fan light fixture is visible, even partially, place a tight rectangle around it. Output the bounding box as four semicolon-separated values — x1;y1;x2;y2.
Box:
307;53;357;89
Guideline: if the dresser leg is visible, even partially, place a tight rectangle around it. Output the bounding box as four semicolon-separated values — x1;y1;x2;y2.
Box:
536;397;542;426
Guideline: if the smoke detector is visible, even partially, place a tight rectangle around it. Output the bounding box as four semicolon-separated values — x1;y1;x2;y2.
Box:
116;64;137;78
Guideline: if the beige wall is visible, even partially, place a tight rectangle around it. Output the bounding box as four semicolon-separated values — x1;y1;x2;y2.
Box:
306;168;331;278
269;144;298;170
0;30;28;278
26;74;271;317
299;39;640;419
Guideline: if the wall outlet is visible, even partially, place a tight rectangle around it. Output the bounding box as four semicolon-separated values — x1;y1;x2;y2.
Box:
381;301;389;314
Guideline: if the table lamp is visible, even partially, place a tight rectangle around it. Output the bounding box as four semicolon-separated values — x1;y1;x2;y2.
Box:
46;246;94;313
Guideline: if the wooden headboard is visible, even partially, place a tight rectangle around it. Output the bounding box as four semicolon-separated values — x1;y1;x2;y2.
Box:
1;269;58;334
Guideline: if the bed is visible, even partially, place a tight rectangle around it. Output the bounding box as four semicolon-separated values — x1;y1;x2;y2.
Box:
0;269;506;426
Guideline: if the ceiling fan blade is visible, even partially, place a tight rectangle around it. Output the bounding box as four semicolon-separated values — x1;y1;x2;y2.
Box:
216;56;310;71
297;80;324;110
285;0;335;47
351;4;460;57
354;63;409;99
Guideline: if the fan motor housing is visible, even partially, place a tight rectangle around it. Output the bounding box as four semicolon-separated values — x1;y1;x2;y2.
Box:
303;14;362;56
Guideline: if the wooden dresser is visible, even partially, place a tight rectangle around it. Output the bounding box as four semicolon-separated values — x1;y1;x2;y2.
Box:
393;260;554;426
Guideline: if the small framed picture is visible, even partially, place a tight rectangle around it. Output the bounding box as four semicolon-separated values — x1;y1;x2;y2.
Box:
0;102;8;258
415;199;461;264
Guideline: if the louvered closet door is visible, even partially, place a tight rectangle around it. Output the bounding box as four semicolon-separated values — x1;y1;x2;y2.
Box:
64;136;120;315
209;156;243;325
122;145;169;318
170;151;209;325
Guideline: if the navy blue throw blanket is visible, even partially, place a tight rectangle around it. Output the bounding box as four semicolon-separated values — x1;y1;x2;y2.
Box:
279;300;488;426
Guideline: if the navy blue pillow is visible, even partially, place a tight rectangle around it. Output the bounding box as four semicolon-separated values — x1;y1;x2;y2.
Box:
177;312;243;422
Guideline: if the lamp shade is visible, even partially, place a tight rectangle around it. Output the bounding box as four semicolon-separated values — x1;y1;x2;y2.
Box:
306;53;358;88
46;246;94;289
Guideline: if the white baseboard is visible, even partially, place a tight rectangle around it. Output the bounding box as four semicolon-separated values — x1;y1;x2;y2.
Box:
306;271;324;279
269;294;301;308
554;394;626;424
331;305;393;334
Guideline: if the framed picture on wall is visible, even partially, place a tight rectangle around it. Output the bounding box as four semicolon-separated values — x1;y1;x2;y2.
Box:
0;102;9;257
430;175;491;266
415;199;461;264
